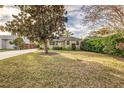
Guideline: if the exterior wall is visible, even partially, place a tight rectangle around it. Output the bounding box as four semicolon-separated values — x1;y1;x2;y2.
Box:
64;40;81;49
6;39;15;49
48;40;81;49
0;39;15;49
48;41;65;49
0;35;35;49
24;43;37;49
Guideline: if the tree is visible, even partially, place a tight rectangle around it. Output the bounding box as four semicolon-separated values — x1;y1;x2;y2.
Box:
82;5;124;30
0;5;3;8
10;37;24;50
4;5;67;54
89;27;115;37
63;30;73;38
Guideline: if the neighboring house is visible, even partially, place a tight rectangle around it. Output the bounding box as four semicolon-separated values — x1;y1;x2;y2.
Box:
0;35;36;49
48;37;82;49
0;35;15;49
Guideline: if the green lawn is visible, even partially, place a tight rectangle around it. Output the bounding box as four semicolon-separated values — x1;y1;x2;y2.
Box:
0;50;124;88
0;49;15;52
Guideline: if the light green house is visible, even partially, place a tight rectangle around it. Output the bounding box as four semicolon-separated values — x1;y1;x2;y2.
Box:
48;37;82;49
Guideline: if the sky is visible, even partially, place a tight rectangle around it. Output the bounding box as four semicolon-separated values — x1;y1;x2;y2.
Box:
65;5;91;38
0;5;91;38
0;5;20;35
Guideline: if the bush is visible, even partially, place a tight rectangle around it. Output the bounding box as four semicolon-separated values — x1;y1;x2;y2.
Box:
62;47;73;51
80;38;104;53
9;37;25;50
80;33;124;57
52;47;62;50
37;44;43;50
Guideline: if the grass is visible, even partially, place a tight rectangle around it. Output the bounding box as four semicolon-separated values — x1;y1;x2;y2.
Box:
0;49;15;52
0;50;124;88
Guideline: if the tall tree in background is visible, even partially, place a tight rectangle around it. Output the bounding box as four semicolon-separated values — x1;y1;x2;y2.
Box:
63;30;73;38
89;27;115;37
82;5;124;30
4;5;67;54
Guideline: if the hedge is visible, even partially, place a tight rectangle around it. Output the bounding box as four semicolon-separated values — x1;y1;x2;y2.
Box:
80;33;124;57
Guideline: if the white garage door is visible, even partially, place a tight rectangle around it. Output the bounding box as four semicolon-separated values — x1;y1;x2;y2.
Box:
2;39;7;49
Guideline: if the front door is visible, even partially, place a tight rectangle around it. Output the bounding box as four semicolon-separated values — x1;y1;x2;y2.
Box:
71;43;76;50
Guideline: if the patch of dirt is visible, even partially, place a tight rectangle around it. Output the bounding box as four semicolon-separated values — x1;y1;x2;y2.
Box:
80;61;90;65
76;59;90;65
40;52;59;56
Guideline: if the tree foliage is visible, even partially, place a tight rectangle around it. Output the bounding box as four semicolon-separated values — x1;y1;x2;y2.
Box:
82;5;124;30
10;37;24;50
62;30;73;38
89;27;115;37
4;5;67;54
80;32;124;57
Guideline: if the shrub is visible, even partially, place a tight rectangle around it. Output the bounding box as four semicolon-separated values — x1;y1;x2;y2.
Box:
62;47;73;51
52;47;62;50
80;32;124;57
9;37;25;50
80;38;104;53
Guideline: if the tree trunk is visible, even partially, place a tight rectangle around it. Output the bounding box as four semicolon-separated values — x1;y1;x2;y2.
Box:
43;39;48;54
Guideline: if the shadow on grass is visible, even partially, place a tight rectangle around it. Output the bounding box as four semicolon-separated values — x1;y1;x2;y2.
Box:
0;52;123;88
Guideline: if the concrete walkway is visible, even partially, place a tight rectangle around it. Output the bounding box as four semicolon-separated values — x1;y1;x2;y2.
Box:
0;49;37;60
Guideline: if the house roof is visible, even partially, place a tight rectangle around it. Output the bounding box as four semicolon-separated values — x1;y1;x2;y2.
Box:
53;37;82;41
0;35;15;39
53;37;65;41
65;37;82;41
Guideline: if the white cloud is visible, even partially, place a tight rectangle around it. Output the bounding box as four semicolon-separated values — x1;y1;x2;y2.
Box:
0;6;19;16
0;5;91;37
0;5;20;35
65;5;82;12
65;5;90;38
0;5;20;25
66;25;90;38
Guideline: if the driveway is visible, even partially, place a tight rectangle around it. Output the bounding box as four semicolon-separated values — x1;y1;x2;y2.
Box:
0;49;37;60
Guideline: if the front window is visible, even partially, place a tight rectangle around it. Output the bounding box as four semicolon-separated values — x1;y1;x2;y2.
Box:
50;41;55;45
67;41;70;45
56;41;58;45
76;41;79;45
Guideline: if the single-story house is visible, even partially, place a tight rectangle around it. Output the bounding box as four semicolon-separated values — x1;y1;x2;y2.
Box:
48;37;82;49
0;35;36;49
0;35;82;50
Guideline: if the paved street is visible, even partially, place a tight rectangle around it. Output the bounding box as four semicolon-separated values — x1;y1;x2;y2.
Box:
0;49;37;60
